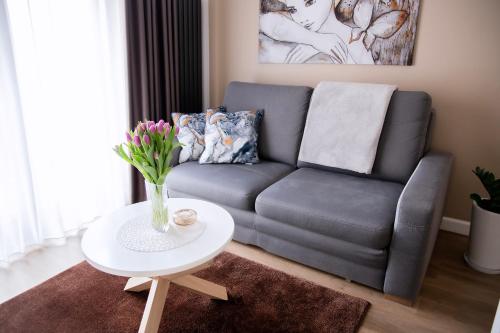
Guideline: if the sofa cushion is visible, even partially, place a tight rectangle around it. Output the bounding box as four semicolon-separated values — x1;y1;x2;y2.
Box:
255;168;404;249
222;81;313;166
298;91;432;184
166;161;294;211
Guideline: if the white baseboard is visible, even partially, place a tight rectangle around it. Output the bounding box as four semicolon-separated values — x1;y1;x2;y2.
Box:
440;217;470;236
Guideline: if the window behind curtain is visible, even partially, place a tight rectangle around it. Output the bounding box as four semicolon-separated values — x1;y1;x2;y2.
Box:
0;0;131;265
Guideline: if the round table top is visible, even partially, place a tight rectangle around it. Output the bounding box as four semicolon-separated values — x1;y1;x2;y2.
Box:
81;198;234;277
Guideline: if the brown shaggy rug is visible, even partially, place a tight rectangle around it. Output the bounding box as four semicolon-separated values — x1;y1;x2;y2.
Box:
0;252;369;333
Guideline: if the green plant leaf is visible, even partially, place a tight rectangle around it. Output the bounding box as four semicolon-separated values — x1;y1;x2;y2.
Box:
143;165;158;182
146;146;155;166
470;193;482;203
158;151;165;175
472;167;500;212
157;174;166;186
118;145;132;163
164;154;173;172
130;160;153;183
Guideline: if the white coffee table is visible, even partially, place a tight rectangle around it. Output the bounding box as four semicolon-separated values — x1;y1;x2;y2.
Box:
81;198;234;333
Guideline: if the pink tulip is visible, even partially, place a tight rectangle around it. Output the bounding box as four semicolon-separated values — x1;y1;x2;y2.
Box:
125;132;132;142
149;125;156;133
144;134;151;145
133;135;141;147
135;124;142;134
164;124;171;136
141;123;147;131
147;121;155;128
158;119;165;128
156;123;163;133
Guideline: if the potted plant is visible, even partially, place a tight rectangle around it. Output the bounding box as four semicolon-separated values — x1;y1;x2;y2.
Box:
465;167;500;274
114;120;181;233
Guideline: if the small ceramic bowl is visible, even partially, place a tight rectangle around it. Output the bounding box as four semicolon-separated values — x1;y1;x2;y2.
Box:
173;209;197;226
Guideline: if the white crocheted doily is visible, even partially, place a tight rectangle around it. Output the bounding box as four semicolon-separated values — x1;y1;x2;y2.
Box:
117;215;206;252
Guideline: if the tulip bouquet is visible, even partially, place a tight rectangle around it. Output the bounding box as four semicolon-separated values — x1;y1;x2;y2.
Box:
114;120;180;185
114;120;181;232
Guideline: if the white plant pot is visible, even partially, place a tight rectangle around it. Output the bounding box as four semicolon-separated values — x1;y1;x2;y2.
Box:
464;201;500;274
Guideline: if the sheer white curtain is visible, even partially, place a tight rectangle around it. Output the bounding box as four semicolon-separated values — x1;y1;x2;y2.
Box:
0;0;130;266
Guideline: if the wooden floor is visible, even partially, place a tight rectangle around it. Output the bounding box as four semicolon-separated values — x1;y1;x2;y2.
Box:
1;231;499;332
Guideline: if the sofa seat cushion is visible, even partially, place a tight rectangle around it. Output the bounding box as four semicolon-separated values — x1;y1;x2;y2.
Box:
166;161;294;211
255;168;404;249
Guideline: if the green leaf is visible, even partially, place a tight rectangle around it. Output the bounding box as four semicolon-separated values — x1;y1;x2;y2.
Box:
113;144;132;164
164;154;174;173
130;161;153;183
158;151;165;175
146;146;155;166
157;174;166;186
172;142;183;150
117;145;132;163
472;166;500;209
132;154;146;165
470;193;482;204
144;165;158;182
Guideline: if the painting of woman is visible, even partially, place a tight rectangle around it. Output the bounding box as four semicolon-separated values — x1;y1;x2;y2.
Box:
259;0;420;65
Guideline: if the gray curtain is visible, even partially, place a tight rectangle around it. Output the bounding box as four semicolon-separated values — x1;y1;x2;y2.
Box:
125;0;202;202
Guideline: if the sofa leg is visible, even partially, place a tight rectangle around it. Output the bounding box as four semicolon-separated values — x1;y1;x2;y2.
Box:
384;294;415;307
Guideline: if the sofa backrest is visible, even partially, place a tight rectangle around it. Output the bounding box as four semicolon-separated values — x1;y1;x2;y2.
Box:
222;81;313;166
298;91;433;184
373;91;433;183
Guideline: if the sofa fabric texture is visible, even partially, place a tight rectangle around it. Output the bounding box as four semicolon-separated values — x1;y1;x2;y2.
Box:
222;81;312;166
166;160;293;211
256;168;404;249
384;152;453;300
371;91;433;183
255;215;388;269
257;233;387;290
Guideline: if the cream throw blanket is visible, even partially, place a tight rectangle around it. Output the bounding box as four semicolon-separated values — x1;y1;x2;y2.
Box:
298;81;397;174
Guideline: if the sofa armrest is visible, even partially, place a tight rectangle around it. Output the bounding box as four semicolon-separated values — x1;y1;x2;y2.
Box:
384;151;453;303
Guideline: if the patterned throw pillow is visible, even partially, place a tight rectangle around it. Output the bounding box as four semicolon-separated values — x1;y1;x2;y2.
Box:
199;109;263;164
172;107;226;163
172;112;205;163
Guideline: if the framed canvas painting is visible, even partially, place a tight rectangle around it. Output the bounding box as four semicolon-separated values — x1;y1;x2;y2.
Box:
259;0;420;65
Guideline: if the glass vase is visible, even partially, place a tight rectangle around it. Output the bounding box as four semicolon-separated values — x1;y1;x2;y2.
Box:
144;180;170;233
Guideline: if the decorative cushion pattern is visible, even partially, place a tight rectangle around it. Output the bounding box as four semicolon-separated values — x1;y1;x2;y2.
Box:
172;107;225;164
199;110;263;164
172;112;206;163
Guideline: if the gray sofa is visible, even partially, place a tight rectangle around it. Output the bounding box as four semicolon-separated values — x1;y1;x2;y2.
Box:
166;81;453;303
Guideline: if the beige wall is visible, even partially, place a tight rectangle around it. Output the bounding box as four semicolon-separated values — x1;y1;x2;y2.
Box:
208;0;500;220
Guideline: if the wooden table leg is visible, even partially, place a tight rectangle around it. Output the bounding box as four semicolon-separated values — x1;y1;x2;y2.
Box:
124;277;152;292
123;261;227;333
138;278;170;333
171;275;228;301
